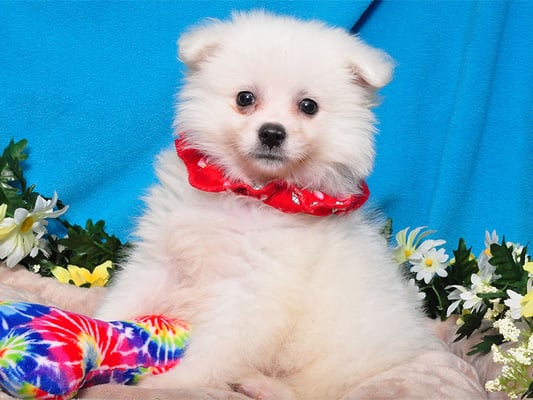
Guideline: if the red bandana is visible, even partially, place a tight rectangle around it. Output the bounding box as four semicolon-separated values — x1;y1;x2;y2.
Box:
175;137;369;216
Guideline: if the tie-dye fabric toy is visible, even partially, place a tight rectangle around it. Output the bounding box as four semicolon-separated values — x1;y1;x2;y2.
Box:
0;301;190;399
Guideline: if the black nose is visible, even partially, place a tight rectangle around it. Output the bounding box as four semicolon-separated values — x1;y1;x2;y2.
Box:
258;123;286;149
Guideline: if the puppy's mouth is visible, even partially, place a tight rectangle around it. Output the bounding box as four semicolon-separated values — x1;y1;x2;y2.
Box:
250;149;287;164
252;152;286;162
239;146;304;182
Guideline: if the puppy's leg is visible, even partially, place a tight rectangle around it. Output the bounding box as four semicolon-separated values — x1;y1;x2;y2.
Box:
140;343;296;399
137;323;245;390
138;288;292;393
231;375;296;400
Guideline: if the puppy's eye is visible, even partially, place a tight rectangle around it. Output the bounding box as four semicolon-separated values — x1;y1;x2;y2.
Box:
299;98;318;115
236;91;255;107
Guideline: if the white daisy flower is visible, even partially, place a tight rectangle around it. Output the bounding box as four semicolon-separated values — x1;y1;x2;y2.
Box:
446;272;496;317
478;230;499;275
447;284;469;317
505;290;523;320
409;242;449;284
460;288;485;312
0;193;68;267
510;243;525;263
485;230;499;251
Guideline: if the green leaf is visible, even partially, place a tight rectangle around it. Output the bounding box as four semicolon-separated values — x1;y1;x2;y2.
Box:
454;310;485;341
490;239;528;291
1;139;28;189
421;283;451;320
467;334;504;355
0;185;26;212
477;291;506;300
446;239;478;284
2;138;28;161
0;139;30;213
58;219;128;270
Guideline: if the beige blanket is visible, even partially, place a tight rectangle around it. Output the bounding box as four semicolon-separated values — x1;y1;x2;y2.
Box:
0;266;504;400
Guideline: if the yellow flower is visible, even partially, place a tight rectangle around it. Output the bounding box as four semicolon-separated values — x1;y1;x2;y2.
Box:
51;266;72;284
51;260;113;287
521;291;533;318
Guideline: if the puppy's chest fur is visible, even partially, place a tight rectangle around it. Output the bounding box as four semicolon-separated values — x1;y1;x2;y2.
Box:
160;200;340;313
160;207;358;374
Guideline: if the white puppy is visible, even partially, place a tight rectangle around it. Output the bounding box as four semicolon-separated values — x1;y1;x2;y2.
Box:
97;11;440;400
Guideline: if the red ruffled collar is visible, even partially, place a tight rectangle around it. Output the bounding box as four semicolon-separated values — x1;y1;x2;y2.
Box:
175;137;369;217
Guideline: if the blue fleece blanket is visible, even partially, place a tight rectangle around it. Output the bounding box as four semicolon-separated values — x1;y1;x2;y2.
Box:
1;1;531;251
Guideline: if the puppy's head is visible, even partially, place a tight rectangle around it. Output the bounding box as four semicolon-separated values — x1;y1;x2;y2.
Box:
175;11;393;196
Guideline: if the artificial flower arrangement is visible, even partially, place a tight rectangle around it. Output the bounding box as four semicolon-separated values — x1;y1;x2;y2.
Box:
395;227;533;399
0;139;129;287
0;139;531;398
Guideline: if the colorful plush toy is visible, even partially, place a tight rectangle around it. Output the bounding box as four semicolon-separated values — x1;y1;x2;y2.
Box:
0;301;190;399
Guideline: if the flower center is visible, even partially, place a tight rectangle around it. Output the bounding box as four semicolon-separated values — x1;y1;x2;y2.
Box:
425;258;433;267
20;216;34;233
404;249;413;258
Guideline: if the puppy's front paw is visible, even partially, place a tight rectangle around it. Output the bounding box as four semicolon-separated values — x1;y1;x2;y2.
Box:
231;375;296;400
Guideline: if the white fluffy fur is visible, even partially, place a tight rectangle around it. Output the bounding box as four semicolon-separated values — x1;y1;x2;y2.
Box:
96;11;439;400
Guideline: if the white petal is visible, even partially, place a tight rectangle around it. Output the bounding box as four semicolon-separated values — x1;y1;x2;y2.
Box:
485;230;499;247
416;240;435;254
46;204;69;219
33;195;49;213
5;235;28;267
29;246;39;258
13;208;29;224
0;218;17;238
32;222;47;237
0;235;17;259
446;300;461;317
433;239;446;246
21;232;34;255
395;228;409;246
406;226;423;246
414;228;439;248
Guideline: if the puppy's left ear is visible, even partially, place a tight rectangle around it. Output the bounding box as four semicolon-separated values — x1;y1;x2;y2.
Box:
347;36;395;89
178;20;226;69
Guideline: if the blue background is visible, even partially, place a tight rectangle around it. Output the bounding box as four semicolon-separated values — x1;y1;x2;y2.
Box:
1;1;532;253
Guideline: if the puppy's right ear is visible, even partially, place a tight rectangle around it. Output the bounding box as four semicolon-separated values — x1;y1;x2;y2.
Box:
178;20;226;69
